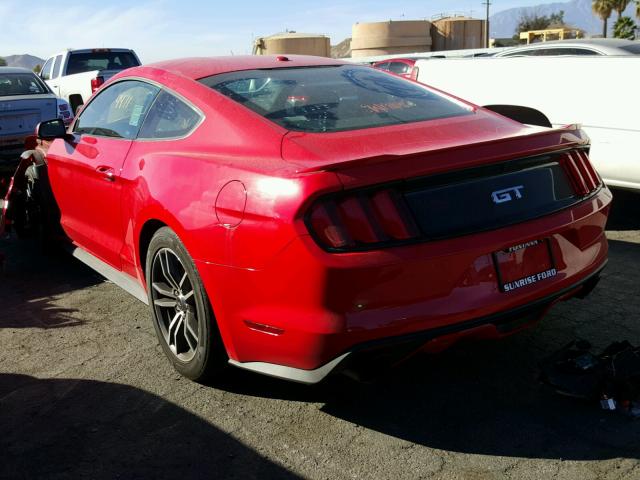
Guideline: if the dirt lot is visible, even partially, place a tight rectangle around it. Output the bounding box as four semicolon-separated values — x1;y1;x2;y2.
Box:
1;189;639;480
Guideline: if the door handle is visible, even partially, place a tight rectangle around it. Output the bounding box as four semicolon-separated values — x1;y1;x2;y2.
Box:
96;165;116;182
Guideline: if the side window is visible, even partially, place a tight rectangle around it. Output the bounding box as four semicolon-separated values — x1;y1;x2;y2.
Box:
530;48;592;56
40;58;54;80
564;48;600;56
53;55;63;79
74;80;159;139
138;91;202;139
375;62;390;71
388;62;410;74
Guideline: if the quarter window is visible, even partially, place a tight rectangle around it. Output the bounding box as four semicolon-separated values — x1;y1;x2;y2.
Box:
74;80;159;139
138;90;201;139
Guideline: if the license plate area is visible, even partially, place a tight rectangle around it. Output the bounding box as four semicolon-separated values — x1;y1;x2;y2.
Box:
0;112;40;135
493;239;557;293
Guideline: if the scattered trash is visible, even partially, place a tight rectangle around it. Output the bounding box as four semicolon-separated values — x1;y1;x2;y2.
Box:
540;339;640;418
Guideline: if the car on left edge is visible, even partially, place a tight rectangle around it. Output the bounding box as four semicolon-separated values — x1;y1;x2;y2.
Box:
0;67;73;173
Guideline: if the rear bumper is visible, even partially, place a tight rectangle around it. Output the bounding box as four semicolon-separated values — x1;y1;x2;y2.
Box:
229;264;604;384
196;186;612;382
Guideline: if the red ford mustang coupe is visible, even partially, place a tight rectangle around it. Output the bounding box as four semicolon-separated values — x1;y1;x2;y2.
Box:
2;55;611;383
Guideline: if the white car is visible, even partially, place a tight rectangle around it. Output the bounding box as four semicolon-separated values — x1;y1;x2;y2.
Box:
40;48;141;113
0;67;72;169
494;38;640;57
414;55;640;191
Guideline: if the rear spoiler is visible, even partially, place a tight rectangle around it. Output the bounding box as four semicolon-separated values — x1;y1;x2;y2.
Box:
294;124;588;175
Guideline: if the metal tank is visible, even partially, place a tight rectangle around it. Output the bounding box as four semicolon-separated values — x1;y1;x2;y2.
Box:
431;16;486;51
253;32;331;57
350;20;432;58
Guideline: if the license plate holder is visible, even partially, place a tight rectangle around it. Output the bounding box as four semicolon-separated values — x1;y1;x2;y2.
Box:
493;239;557;293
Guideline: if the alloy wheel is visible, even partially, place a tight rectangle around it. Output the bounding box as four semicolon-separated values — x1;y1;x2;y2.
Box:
150;248;199;362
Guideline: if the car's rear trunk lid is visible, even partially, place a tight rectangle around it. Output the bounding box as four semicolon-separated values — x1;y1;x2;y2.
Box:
287;111;599;251
0;95;57;144
281;110;586;185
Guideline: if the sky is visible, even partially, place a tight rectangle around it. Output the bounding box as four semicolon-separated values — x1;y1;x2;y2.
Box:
0;0;564;63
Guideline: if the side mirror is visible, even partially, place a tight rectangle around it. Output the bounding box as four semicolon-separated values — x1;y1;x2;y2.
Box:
37;119;67;140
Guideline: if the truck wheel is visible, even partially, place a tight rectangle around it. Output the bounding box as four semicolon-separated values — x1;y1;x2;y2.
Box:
146;227;228;382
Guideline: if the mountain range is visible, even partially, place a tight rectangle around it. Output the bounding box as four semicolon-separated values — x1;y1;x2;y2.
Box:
2;54;45;70
490;0;638;38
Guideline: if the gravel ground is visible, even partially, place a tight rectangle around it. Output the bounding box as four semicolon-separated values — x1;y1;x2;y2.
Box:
1;189;639;480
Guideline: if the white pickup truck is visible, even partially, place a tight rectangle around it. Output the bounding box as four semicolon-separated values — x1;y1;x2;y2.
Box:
414;56;640;191
39;48;141;113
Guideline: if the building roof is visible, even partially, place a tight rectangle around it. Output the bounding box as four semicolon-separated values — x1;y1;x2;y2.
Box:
145;55;346;80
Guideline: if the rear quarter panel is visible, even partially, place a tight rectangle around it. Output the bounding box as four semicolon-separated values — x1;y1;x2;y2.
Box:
116;74;342;282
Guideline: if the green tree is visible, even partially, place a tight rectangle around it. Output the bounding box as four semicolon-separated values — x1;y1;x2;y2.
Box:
0;57;6;67
593;0;615;37
611;0;631;17
613;15;637;37
33;64;42;74
515;10;565;35
549;10;566;25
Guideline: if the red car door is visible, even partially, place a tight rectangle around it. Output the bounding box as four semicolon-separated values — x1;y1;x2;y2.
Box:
47;80;159;268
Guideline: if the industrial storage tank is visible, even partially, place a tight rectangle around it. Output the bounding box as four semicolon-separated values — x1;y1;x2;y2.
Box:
431;16;485;51
351;20;432;58
253;32;331;57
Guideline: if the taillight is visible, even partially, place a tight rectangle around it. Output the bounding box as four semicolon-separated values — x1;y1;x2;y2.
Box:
560;149;602;197
307;188;420;251
91;76;105;93
57;100;74;125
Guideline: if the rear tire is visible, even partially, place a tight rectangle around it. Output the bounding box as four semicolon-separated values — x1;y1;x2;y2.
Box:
14;164;61;252
146;227;228;382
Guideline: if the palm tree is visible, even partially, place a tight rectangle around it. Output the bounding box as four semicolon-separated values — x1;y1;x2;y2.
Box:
593;0;614;37
611;0;631;17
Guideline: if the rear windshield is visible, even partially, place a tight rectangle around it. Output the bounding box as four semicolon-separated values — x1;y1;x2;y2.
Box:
0;73;49;96
199;65;472;133
66;51;140;75
620;43;640;54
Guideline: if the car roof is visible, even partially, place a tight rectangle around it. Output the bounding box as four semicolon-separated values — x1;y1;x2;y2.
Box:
0;67;36;74
374;58;429;63
499;38;640;54
145;55;348;80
